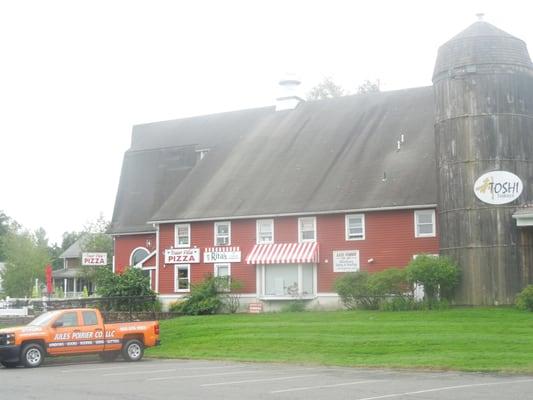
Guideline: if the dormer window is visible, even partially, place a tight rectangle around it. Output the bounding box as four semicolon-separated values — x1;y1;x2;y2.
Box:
196;148;210;162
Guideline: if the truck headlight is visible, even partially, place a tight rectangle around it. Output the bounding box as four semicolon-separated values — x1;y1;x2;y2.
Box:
5;333;15;345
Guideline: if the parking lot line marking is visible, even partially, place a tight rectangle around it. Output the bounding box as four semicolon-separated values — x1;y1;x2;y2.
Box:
270;379;378;393
201;374;320;387
147;370;260;381
355;379;533;400
61;366;130;373
104;369;177;377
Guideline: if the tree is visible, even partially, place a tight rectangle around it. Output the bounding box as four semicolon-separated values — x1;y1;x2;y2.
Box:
0;211;17;261
1;229;51;297
307;77;381;100
81;214;113;262
307;77;346;100
356;79;380;94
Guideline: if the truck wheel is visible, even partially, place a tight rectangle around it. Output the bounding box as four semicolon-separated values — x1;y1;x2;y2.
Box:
99;351;120;362
1;361;19;368
122;339;144;362
21;343;45;368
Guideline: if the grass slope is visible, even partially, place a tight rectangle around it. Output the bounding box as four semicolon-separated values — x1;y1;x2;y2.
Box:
147;308;533;373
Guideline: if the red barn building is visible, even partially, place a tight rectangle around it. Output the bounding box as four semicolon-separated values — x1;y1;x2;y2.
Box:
110;20;533;308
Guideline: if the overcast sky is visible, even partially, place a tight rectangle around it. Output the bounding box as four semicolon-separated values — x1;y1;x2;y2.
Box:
1;0;532;245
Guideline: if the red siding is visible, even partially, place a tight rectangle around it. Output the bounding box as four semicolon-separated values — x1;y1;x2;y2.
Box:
316;210;439;292
158;221;257;294
116;209;439;295
114;234;156;273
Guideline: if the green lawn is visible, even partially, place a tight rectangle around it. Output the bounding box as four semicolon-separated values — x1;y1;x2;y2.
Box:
146;308;533;373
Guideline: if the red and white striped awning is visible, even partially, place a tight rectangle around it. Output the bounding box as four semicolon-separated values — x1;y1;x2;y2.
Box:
246;242;319;265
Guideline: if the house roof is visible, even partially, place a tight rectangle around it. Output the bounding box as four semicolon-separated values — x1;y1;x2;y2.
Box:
110;85;437;233
59;236;85;259
110;107;274;234
149;86;437;223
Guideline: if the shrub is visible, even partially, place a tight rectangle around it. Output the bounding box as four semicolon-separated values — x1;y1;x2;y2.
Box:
218;279;244;313
406;255;459;300
334;272;378;309
281;300;307;312
335;269;409;310
369;268;408;296
95;267;156;311
379;296;417;311
172;276;224;315
516;285;533;311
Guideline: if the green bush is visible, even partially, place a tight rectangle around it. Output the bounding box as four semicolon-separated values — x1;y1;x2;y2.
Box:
370;268;407;296
172;276;224;315
95;267;156;310
516;285;533;311
334;272;377;309
281;300;307;312
405;255;460;304
379;296;417;311
334;269;409;310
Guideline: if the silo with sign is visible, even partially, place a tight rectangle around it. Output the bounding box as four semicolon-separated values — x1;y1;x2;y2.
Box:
433;20;533;304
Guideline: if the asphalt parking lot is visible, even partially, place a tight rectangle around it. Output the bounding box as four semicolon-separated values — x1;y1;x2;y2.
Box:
1;358;533;400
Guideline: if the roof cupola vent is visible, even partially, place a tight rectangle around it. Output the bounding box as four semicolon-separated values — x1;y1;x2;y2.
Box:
276;73;304;111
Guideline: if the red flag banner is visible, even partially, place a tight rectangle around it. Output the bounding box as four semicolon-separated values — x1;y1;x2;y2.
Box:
45;264;53;295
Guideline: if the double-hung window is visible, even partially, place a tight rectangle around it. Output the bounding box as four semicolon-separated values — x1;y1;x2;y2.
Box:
414;210;436;237
214;221;231;246
298;217;316;242
345;214;365;240
174;265;190;292
175;224;191;247
256;219;274;244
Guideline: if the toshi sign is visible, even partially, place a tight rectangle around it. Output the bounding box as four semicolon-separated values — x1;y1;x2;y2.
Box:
82;252;108;266
474;171;523;205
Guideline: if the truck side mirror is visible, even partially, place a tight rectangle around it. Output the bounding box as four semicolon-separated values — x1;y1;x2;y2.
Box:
53;321;64;328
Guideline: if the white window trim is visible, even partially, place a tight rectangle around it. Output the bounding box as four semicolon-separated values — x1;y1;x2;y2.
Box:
345;214;365;241
256;219;274;244
214;221;231;246
298;217;316;243
129;247;150;267
258;263;317;300
174;223;191;248
414;210;436;238
174;264;191;293
214;263;231;277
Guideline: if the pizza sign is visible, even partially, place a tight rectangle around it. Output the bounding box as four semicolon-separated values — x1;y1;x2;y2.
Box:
82;252;108;266
164;248;200;264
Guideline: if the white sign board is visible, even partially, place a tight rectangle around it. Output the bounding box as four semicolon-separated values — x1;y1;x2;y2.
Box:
82;252;107;266
204;250;241;263
474;171;523;205
164;248;200;264
333;250;360;272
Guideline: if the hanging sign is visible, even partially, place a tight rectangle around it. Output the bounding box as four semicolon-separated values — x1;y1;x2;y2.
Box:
164;248;200;264
474;171;523;205
82;252;108;266
204;247;241;263
333;250;360;272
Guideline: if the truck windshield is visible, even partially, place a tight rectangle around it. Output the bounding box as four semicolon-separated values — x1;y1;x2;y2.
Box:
29;311;61;326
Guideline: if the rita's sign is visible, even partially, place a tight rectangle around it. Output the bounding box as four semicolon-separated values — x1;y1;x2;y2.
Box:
204;247;241;263
82;252;107;266
474;171;523;205
164;248;200;264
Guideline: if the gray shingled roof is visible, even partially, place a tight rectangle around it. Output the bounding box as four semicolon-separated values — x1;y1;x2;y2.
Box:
59;236;85;259
110;107;274;234
111;86;437;233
